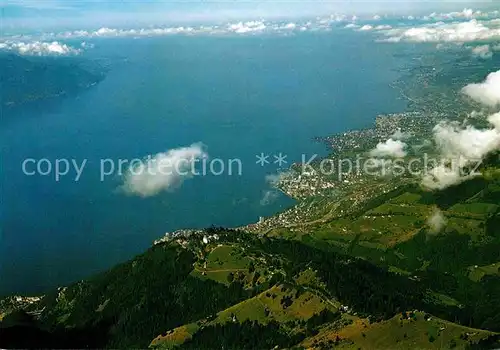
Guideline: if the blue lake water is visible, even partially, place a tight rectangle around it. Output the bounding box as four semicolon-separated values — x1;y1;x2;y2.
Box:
0;31;406;295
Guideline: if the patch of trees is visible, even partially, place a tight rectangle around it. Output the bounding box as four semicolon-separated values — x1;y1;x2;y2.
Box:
7;224;500;349
306;309;340;329
34;244;250;348
280;296;293;309
0;310;110;348
180;320;305;349
419;178;489;209
256;236;427;319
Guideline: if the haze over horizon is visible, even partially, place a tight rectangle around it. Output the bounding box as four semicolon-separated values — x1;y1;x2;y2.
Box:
3;0;497;31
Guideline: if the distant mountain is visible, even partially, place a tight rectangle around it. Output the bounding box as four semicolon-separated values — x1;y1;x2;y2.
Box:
0;53;105;108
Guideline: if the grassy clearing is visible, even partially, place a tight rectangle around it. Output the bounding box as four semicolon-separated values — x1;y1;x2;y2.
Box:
302;311;495;350
445;217;485;239
367;203;431;217
448;203;498;218
191;244;252;285
294;268;326;288
206;245;250;270
151;283;340;348
266;228;298;239
388;266;411;276
389;192;423;205
430;292;461;307
150;323;199;349
214;296;268;324
468;262;500;282
349;215;422;247
214;285;336;326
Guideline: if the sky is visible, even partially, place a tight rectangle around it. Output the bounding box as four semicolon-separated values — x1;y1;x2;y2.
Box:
2;0;498;31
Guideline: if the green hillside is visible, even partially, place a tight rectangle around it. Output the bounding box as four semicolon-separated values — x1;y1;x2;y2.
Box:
2;124;500;349
2;185;500;348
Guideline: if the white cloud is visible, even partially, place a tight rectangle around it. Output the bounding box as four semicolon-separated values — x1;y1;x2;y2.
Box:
470;44;493;59
0;40;80;55
260;172;290;205
374;24;392;30
344;23;358;29
80;41;94;48
370;138;407;158
391;129;411;140
6;17;341;42
260;190;279;206
462;70;500;107
488;112;500;129
422;113;500;190
382;19;500;43
433;120;500;161
265;172;293;187
423;8;495;21
282;22;296;30
450;8;474;19
359;24;373;31
421;162;470;190
427;209;447;234
122;143;207;197
227;20;266;34
88;26;200;37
